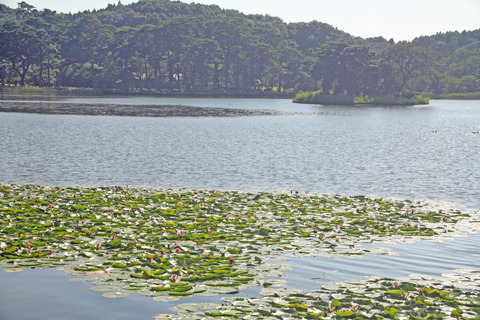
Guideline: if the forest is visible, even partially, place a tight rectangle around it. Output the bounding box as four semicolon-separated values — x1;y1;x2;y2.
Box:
0;0;479;97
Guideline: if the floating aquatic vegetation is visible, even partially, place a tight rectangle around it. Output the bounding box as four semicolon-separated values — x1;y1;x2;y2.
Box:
174;269;479;319
0;184;479;318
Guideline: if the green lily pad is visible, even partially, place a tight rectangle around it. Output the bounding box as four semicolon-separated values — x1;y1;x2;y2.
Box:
90;285;122;292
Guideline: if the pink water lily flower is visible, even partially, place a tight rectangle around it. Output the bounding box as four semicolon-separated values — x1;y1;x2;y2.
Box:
112;235;116;240
171;274;179;282
175;247;181;253
27;246;32;252
327;304;334;313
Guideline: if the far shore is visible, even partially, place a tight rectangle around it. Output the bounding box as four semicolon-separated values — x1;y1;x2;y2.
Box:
0;86;296;99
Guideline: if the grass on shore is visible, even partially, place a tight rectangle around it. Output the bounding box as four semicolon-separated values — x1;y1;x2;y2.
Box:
433;92;480;100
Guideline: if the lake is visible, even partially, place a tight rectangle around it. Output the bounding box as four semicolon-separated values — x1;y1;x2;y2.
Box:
0;96;479;319
1;97;479;209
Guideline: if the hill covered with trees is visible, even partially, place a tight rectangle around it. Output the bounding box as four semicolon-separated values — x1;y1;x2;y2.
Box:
0;0;479;97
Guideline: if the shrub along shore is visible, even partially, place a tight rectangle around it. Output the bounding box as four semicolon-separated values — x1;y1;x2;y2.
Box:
293;91;430;106
1;184;479;319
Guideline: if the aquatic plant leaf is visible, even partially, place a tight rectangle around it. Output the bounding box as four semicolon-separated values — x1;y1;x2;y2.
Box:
90;285;122;292
385;289;405;296
102;291;130;298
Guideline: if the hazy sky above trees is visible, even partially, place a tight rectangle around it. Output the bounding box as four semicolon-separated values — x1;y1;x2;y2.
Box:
2;0;479;41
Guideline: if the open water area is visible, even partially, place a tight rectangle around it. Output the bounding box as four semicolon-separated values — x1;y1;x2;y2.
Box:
0;95;479;319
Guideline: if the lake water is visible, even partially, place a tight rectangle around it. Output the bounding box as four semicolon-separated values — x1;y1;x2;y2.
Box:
0;96;479;319
1;97;479;209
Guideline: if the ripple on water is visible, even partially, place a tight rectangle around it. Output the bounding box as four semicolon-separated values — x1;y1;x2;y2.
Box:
1;99;479;209
282;232;480;292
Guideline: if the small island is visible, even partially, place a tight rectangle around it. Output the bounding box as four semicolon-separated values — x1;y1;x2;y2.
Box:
293;41;433;106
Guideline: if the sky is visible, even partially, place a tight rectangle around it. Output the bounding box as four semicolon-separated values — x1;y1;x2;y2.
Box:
1;0;479;41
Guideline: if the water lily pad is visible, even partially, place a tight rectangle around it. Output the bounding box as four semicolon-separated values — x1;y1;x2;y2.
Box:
153;296;180;302
3;268;25;273
1;184;478;320
153;314;175;319
70;276;103;282
102;291;130;298
90;285;122;292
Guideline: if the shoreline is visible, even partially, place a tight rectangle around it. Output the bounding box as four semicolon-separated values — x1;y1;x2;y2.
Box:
0;87;296;99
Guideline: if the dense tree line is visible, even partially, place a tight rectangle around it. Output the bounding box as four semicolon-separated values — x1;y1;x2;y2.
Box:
0;0;479;96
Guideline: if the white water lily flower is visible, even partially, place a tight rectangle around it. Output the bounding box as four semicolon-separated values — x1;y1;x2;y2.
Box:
271;309;285;316
307;307;323;314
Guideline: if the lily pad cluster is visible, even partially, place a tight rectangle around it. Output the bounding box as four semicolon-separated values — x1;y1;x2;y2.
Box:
0;184;478;315
170;269;480;319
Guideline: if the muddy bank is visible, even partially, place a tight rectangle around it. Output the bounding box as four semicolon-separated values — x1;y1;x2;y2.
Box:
0;101;282;117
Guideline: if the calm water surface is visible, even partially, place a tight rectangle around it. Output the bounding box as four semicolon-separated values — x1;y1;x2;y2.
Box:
0;97;479;319
1;97;479;209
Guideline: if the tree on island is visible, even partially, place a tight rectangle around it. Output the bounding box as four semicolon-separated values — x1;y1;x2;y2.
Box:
377;41;435;97
311;42;373;95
